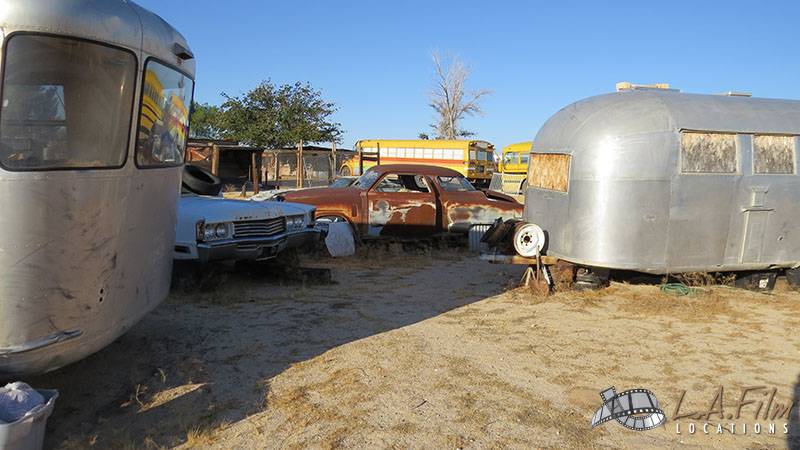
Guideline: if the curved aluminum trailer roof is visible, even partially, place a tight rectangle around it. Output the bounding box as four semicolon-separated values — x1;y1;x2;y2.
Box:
525;89;800;274
0;0;194;375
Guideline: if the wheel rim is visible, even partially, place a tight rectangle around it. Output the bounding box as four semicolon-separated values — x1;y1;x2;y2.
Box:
513;223;545;257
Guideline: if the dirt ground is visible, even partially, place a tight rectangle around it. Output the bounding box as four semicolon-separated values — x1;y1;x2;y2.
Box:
30;246;800;449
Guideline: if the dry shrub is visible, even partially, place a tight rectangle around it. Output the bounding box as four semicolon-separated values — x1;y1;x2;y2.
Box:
185;426;215;447
674;272;735;287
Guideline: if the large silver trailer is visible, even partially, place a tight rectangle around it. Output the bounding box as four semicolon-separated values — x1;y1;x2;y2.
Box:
0;1;195;375
520;86;800;277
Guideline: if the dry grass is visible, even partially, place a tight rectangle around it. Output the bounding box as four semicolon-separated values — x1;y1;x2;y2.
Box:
36;248;800;449
674;271;735;286
182;421;231;449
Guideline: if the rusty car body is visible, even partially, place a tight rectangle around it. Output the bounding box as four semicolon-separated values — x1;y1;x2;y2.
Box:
277;164;522;238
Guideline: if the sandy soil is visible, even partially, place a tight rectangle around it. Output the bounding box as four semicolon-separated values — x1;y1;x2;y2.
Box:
29;247;800;449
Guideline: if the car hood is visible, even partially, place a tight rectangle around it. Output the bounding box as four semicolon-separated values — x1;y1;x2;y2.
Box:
179;195;313;223
280;187;360;203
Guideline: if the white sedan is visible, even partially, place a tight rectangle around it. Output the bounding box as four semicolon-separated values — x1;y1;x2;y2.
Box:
174;194;320;263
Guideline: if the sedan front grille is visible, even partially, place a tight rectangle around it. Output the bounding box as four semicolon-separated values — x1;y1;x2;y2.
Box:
233;218;286;238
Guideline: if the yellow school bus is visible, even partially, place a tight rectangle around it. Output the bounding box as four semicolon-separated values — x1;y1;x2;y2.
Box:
498;141;532;199
342;139;497;186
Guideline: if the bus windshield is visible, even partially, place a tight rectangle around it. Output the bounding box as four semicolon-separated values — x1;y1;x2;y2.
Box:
469;149;492;161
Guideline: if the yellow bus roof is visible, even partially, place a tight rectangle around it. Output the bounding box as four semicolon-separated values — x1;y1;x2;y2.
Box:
502;141;532;154
356;139;494;150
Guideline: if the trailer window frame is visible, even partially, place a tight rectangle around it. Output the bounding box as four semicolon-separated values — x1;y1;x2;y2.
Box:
0;32;138;172
526;152;571;193
752;134;796;175
679;130;739;175
134;57;195;169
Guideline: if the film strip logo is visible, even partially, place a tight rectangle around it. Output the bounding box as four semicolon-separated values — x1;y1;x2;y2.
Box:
591;386;666;432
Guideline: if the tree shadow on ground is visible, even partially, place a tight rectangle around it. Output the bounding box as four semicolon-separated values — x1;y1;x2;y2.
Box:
29;247;523;448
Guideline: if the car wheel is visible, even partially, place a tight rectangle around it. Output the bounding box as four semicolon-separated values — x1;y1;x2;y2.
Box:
182;164;222;196
317;215;348;224
340;166;351;177
316;215;351;232
519;179;528;196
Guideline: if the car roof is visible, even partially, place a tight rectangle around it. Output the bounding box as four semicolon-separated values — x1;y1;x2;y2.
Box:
368;164;463;177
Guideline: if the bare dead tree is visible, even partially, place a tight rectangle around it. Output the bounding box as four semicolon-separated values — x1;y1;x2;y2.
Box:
427;51;491;139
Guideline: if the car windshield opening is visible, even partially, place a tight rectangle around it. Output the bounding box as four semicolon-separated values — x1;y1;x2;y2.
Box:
353;169;381;189
437;175;475;192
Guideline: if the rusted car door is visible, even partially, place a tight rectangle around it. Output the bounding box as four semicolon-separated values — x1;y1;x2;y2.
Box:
366;172;437;236
434;175;522;233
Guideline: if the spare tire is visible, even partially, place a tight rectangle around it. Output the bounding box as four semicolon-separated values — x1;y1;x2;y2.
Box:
182;164;222;196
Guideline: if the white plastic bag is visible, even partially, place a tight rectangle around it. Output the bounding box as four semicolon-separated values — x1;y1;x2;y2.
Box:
325;222;355;257
0;382;45;423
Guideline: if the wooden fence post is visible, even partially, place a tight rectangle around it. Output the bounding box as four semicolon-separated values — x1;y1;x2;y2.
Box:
297;140;304;188
251;151;260;195
211;144;220;176
329;141;337;184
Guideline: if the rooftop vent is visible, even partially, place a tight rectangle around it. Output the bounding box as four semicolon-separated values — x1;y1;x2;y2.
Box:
717;91;752;97
616;81;678;92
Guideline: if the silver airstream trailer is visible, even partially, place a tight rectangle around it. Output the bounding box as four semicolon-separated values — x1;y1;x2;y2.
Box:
0;1;195;375
517;85;800;283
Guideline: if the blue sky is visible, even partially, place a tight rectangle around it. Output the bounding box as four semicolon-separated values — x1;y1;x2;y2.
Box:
138;0;800;150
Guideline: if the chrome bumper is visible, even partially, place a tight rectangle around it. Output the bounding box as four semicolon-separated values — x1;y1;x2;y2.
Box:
197;228;321;262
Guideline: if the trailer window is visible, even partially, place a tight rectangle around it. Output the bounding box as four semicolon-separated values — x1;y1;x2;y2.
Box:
753;135;795;174
0;35;136;170
136;60;194;168
527;153;570;192
680;132;737;173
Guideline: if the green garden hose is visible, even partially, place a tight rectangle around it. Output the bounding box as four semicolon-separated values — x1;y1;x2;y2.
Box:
660;282;695;296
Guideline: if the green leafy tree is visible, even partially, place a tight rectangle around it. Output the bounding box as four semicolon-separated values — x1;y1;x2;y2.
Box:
189;102;223;139
219;80;342;148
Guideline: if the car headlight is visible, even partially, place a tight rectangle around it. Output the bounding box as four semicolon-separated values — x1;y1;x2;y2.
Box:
286;215;304;230
215;223;228;238
197;221;232;241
